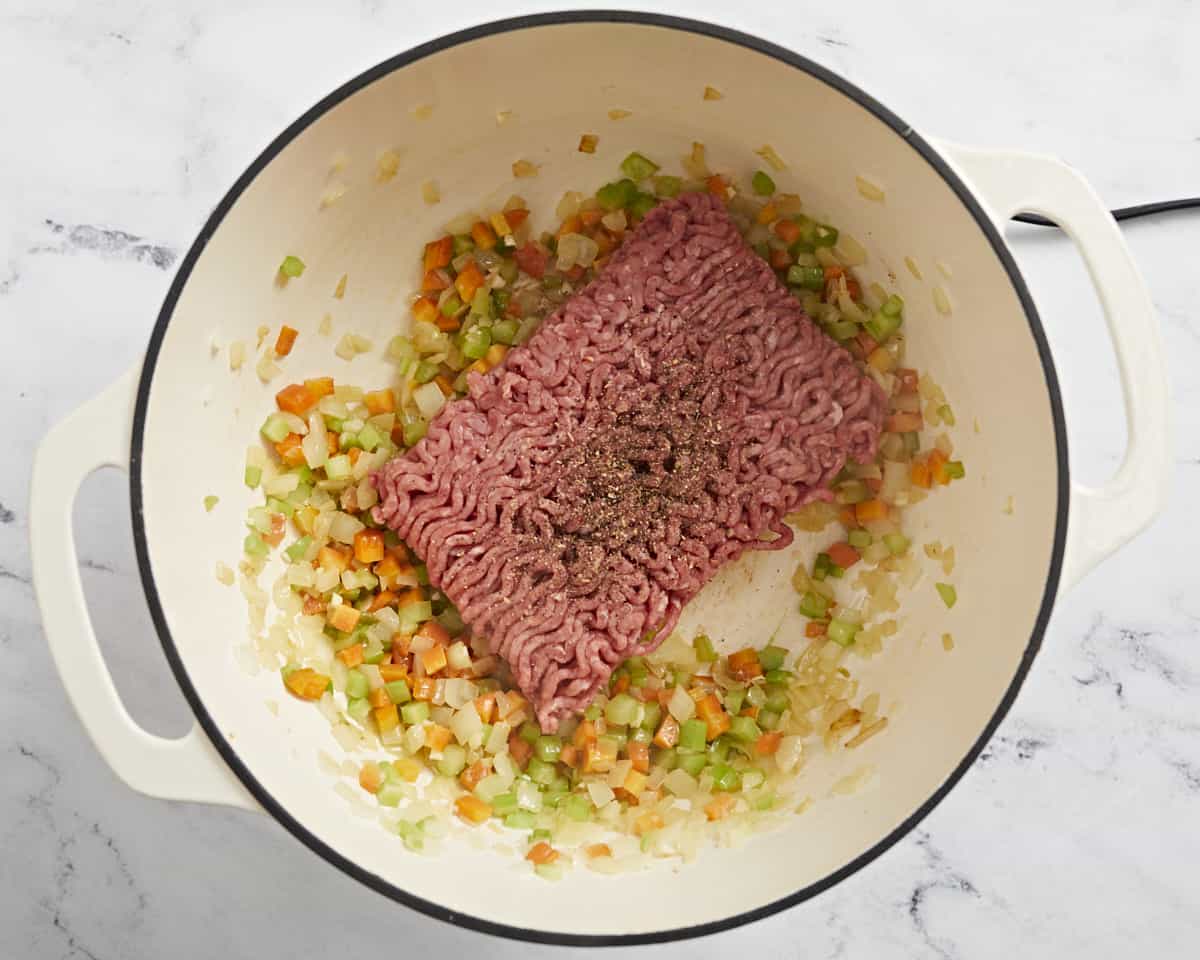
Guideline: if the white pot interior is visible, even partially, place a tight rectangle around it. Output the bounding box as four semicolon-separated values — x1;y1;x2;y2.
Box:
135;18;1063;939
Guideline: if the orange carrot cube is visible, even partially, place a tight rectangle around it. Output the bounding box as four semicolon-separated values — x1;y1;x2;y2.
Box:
455;795;492;825
363;389;396;415
283;668;329;700
336;644;365;667
411;296;440;325
526;841;558;865
755;731;784;756
423;235;453;273
827;542;861;569
704;793;736;821
854;499;888;524
653;715;680;748
274;325;299;357
326;604;360;633
304;376;335;399
419;645;447;676
275;382;316;415
353;529;385;564
274;433;306;467
727;648;763;681
358;762;384;794
470;221;497;250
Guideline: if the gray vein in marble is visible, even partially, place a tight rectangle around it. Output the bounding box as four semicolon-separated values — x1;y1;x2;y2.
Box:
906;830;983;960
816;34;850;48
0;564;32;586
32;220;177;270
0;500;14;523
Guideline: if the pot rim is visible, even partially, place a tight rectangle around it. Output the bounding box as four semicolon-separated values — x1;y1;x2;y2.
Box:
128;9;1069;946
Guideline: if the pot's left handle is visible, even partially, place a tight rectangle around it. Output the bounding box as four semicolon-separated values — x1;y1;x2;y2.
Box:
31;367;259;811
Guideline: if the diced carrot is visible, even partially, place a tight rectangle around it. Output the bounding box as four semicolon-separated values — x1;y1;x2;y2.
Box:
390;633;412;660
827;542;860;569
425;723;452;752
460;763;494;792
363;389;396;415
886;411;923;433
774;219;801;243
274;433;306;467
412;296;440;326
318;544;350;572
353;529;385;564
455;795;492;825
429;373;453;396
706;174;729;198
473;693;497;723
910;459;932;489
326;431;339;456
696;693;732;740
838;506;858;529
526;841;558;865
704;793;737;821
653;715;680;748
284;668;329;700
572;719;597;750
611;673;630;695
485;344;509;367
470;221;497;250
274;325;299;357
423;235;453;273
367;591;397;613
896;368;920;393
855;499;888;524
392;756;422;782
507;734;533;769
489;212;512;237
373;703;400;733
846;278;862;301
505;208;530;228
583;738;617;773
557;214;582;238
633;812;663;837
396;587;425;608
627;739;650;773
261;513;286;547
301;594;326;616
514;243;549;279
727;647;763;681
454;262;485;304
740;705;760;719
823;265;845;281
754;731;784;756
864;476;882;494
326;604;360;633
416;621;450;647
358;761;383;794
927;449;950;485
579;208;603;227
304;376;335;399
564;265;586;282
421;268;451;294
769;248;792;270
367;686;390;709
379;663;408;683
336;644;365;667
419;644;447;676
805;621;828;638
558;743;578;768
497;690;527;720
585;843;612;859
756;202;777;225
410;676;436;701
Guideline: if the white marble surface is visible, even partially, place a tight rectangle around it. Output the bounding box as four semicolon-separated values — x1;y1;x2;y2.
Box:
3;0;1199;956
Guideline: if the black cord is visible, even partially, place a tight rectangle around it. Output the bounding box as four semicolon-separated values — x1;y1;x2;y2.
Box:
1012;198;1200;227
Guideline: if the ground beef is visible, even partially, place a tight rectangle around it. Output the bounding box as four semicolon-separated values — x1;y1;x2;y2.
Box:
373;192;886;730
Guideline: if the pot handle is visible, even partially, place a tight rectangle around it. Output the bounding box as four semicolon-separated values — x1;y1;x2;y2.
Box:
938;142;1171;590
30;366;259;811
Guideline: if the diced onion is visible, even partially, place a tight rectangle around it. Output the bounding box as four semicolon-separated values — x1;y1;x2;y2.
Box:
328;511;364;544
413;382;446;419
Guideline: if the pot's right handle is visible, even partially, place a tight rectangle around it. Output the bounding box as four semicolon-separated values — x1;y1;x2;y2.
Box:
30;366;258;811
938;142;1171;590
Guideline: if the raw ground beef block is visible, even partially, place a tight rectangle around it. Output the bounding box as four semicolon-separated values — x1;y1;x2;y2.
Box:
373;192;886;730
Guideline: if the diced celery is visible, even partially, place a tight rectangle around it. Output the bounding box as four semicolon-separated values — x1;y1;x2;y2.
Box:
397;819;424;851
414;563;429;586
946;461;966;480
652;175;682;198
729;715;761;742
535;735;563;763
584;704;602;722
519;721;541;745
707;738;731;764
764;685;790;713
385;680;411;704
605;693;638;727
787;264;825;290
534;863;563;882
759;645;787;672
693;634;717;663
827;618;860;647
261;413;291;443
758;708;781;730
620;151;660;180
848;529;872;550
396;602;432;632
881;293;905;317
679;719;707;753
413;360;439;384
491;792;519;817
723;687;746;715
813;223;839;247
709;763;741;792
279;255;305;278
764;669;792;684
376;782;404;807
437;744;467;778
285;535;311;562
491;317;519;345
244;465;262;489
388;335;417;365
883;532;911;556
562;793;591;822
936;582;958;608
640;701;662;731
827;320;859;341
596;178;638;210
629;192;656;217
325;454;352;480
939;404;957;427
812;553;833;581
346;697;370;725
799;590;830;619
526;757;556;786
677;752;707;776
266;497;294;519
400;701;429;725
751;170;776;196
745;685;767;709
439;293;463;318
243;533;268;558
345;670;369;700
504;811;538;830
461;325;491;360
357;422;384;452
203;495;219;512
402;414;428;447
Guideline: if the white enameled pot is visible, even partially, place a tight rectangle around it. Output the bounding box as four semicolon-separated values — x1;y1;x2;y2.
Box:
30;12;1170;945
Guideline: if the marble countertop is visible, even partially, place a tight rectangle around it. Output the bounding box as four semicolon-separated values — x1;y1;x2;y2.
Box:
3;1;1198;956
